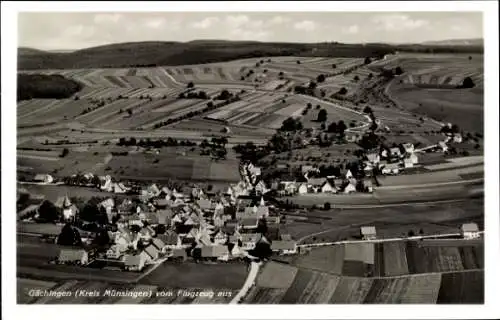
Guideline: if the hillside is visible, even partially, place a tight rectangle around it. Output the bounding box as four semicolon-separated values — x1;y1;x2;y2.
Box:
422;38;483;46
17;40;483;70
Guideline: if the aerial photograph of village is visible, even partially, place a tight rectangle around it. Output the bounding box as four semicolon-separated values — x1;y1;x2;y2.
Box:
15;11;485;305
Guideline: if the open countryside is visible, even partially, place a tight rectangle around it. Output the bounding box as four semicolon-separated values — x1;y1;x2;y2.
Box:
16;13;485;305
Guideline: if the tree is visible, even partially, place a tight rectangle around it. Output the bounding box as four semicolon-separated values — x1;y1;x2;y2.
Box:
408;230;415;237
280;117;303;132
461;77;475;88
307;103;312;109
317;109;328;122
468;56;472;60
394;66;404;75
57;223;82;246
353;75;360;82
368;73;373;79
324;202;331;210
187;81;194;88
332;64;337;69
316;104;321;110
38;200;59;223
60;148;69;158
308;81;317;90
337;120;347;135
364;57;372;65
127;109;133;116
327;122;338;133
79;203;108;225
296;60;301;64
94;228;111;246
316;74;326;83
338;87;348;95
363;106;373;114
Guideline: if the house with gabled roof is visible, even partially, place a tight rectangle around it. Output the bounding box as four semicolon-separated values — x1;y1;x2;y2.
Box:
461;223;480;240
105;245;122;260
213;230;228;245
144;244;160;261
157;230;180;249
361;226;377;240
34;174;54;184
240;217;259;230
240;233;261;250
123;252;148;271
271;240;297;255
201;245;230;261
57;249;89;265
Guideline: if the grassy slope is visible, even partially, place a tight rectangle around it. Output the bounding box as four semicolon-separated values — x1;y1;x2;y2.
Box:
18;41;483;70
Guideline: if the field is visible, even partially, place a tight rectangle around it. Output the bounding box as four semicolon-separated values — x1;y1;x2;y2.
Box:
285;238;483;278
244;260;483;304
378;53;484;132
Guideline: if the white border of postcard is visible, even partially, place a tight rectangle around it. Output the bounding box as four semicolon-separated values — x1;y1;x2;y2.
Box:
2;1;499;319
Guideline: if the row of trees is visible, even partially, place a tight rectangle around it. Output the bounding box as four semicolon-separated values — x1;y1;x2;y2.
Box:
153;95;240;129
117;137;197;148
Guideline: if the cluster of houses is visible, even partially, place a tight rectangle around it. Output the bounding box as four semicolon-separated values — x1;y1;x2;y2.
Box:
53;179;297;272
274;166;372;196
363;143;419;175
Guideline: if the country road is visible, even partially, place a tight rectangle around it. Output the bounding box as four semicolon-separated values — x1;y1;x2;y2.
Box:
230;261;261;304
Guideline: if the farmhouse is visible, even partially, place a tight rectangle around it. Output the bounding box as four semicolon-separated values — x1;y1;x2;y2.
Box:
298;183;308;194
345;132;361;143
461;223;480;240
240;217;259;230
402;143;415;154
389;147;402;158
34;174;54;184
366;153;380;164
144;245;160;261
123;252;148;271
344;181;356;194
361;226;377;240
270;240;297;255
58;249;89;265
381;163;400;175
201;245;230;261
105;245;122;259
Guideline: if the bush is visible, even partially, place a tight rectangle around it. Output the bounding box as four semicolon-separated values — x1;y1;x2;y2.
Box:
60;148;69;158
323;202;331;210
460;77;475;88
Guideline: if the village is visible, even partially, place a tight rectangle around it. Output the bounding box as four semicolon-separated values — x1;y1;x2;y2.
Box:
17;122;479;276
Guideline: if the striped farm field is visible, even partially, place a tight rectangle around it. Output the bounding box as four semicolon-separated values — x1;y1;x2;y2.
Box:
292;245;345;274
257;261;299;289
437;270;484;304
398;273;442;303
383;242;409;276
329;277;373;303
244;260;483;304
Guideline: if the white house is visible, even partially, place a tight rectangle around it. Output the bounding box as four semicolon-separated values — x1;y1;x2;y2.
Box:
438;141;449;152
361;226;377;240
461;223;480;240
297;183;308;194
34;174;54;184
344;182;356;194
453;134;463;143
402;143;415;154
366;153;380;164
58;249;89;265
320;181;335;193
270;240;297;255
